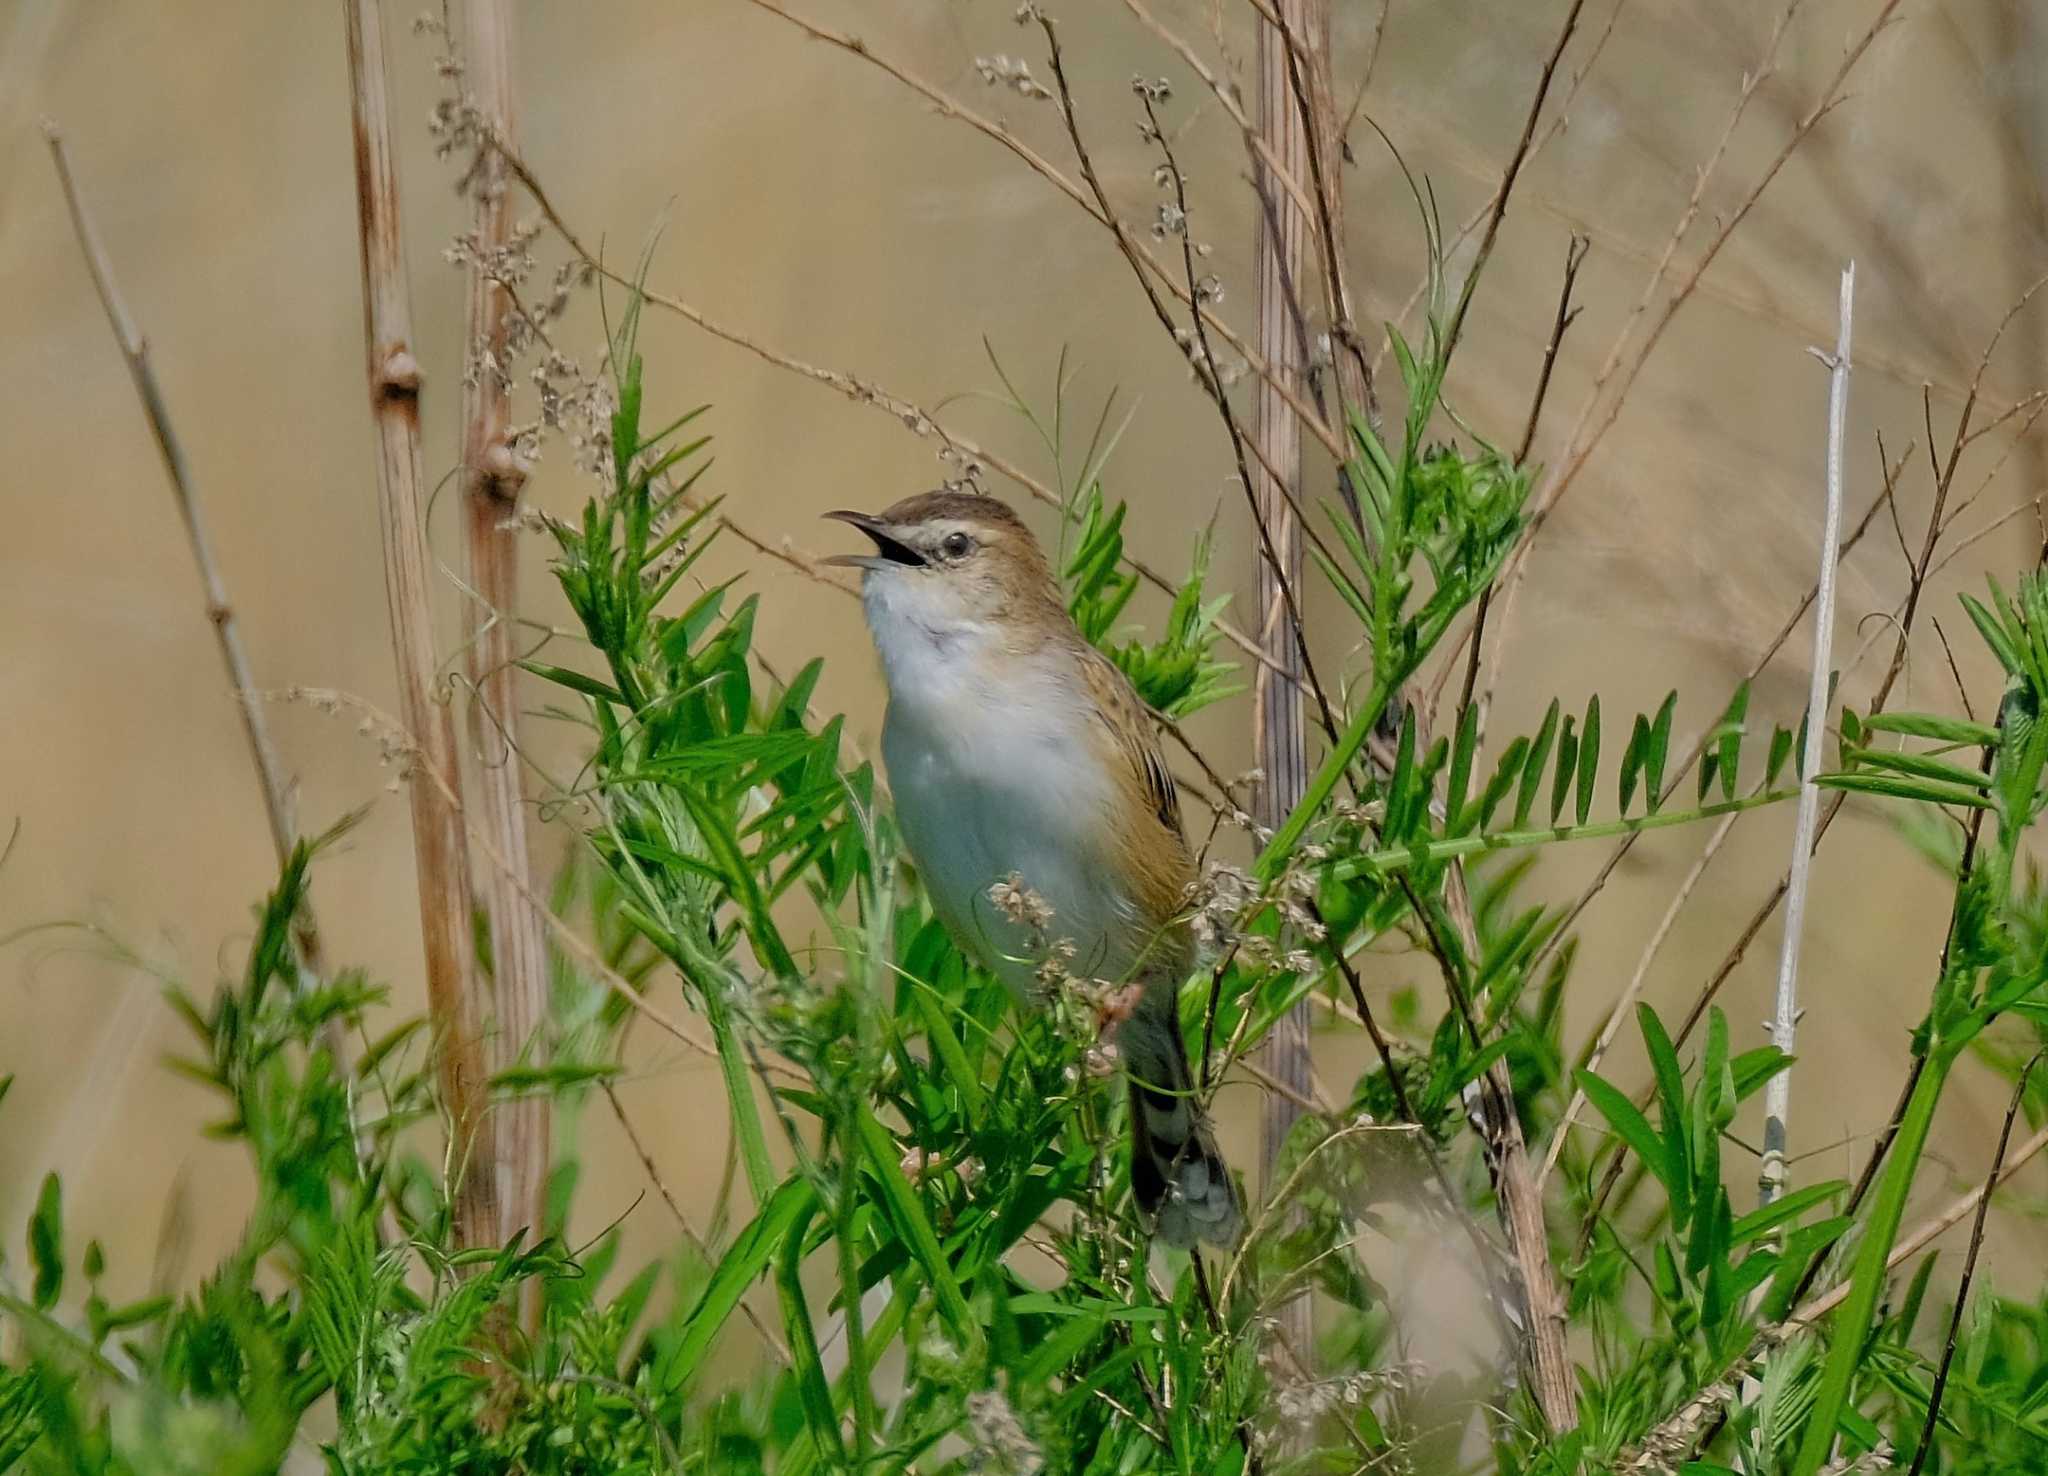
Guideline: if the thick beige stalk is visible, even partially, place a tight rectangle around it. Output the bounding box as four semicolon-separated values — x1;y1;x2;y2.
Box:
458;0;552;1301
1253;0;1316;1367
341;0;498;1252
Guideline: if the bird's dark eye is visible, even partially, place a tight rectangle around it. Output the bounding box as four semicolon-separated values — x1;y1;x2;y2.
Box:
940;531;975;560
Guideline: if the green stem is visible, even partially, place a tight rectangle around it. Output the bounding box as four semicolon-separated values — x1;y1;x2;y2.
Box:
1791;1049;1952;1476
1328;788;1798;878
836;1111;878;1462
705;989;775;1207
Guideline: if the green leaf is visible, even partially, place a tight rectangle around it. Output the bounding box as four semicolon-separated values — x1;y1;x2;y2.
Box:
854;1111;980;1353
1816;773;1992;809
1446;701;1481;833
1621;713;1650;814
519;660;627;706
1550;714;1579;824
1576;695;1601;826
1645;691;1677;812
1638;1005;1692;1223
1480;737;1530;830
1717;681;1750;803
1515;700;1561;828
662;1177;817;1392
1845;747;1992;791
1730;1179;1845;1247
29;1174;62;1311
776;1198;849;1467
1730;1045;1792;1101
1961;592;2024;678
1576;1070;1675;1198
1863;711;2000;747
1766;725;1797;789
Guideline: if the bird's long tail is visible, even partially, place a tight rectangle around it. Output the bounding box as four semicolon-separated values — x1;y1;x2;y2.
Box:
1119;986;1243;1249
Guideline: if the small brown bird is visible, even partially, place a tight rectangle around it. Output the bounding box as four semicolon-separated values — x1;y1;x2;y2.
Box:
826;490;1242;1248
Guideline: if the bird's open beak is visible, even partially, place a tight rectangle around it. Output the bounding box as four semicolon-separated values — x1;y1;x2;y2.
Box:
821;509;927;570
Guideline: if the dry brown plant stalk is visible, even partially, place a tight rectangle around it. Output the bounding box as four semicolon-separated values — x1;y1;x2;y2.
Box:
452;0;553;1314
1250;0;1320;1378
43;124;333;995
339;0;498;1252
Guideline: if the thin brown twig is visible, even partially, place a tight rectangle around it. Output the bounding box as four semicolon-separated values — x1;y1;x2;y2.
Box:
43;122;338;1013
1437;232;1590;722
1369;0;1632;389
1517;437;1910;998
489;138;1320;711
1035;19;1341;746
735;0;1346;460
340;0;499;1253
602;1080;791;1364
1442;0;1587;362
1481;0;1905;716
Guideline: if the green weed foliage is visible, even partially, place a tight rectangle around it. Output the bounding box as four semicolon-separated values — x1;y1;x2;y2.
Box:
10;277;2048;1476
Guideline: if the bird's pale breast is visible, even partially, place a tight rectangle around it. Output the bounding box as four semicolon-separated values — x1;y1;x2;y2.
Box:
883;665;1147;998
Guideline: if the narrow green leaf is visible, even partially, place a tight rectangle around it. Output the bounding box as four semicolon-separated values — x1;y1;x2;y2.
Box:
1576;695;1601;826
776;1199;850;1467
1550;715;1580;824
1730;1045;1793;1102
854;1111;979;1352
1816;773;1992;809
1729;1179;1845;1247
1863;711;2001;747
1621;714;1650;814
1516;699;1562;828
1718;681;1750;803
1480;737;1530;831
518;660;626;706
1446;701;1481;834
1792;1059;1951;1476
1575;1070;1675;1198
1638;1005;1692;1222
663;1178;817;1392
1766;725;1797;789
29;1174;61;1311
1645;691;1677;812
1846;747;1992;791
1960;592;2024;678
1385;705;1423;839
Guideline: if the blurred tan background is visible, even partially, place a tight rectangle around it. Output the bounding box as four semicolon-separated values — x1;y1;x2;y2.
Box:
4;0;2047;1335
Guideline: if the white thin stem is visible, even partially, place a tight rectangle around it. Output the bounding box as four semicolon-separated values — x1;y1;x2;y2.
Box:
1760;260;1855;1207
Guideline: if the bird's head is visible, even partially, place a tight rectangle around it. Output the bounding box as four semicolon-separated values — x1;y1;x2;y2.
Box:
824;493;1062;660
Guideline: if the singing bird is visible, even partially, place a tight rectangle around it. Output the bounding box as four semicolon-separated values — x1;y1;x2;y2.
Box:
826;491;1242;1248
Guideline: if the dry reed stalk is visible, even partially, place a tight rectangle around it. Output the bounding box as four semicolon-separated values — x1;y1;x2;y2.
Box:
454;0;553;1311
1251;0;1319;1375
43;124;333;994
1759;261;1855;1209
339;0;498;1252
